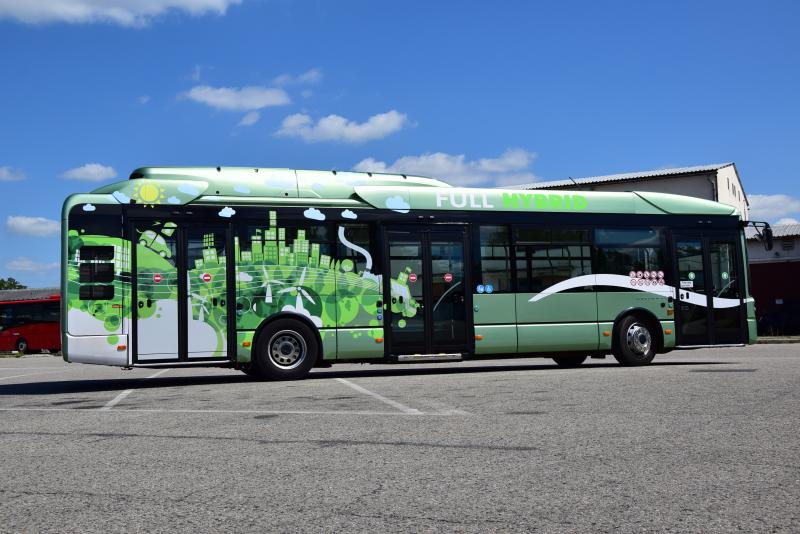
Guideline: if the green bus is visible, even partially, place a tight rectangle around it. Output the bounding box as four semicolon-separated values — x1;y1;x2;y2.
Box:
61;166;764;379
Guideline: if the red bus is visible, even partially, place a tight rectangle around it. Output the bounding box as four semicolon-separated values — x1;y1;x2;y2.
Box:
0;289;61;353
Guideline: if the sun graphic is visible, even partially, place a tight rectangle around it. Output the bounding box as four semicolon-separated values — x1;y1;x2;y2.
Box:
132;182;166;208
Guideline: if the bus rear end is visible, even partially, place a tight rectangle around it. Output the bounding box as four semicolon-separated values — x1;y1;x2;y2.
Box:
61;195;130;366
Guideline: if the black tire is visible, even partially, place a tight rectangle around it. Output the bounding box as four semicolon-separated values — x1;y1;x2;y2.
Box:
552;354;588;368
612;315;657;366
15;339;29;354
254;318;318;380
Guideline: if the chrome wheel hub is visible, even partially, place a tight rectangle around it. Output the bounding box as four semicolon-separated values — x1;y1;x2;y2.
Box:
626;323;652;356
268;330;306;369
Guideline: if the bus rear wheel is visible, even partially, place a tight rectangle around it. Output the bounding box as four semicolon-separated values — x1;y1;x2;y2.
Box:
254;319;318;380
15;339;29;354
552;354;587;368
613;315;656;366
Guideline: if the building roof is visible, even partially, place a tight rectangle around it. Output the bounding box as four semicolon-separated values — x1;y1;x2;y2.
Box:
0;288;60;303
746;224;800;240
509;163;735;190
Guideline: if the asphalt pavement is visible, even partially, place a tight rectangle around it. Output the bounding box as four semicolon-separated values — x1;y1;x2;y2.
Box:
1;346;798;533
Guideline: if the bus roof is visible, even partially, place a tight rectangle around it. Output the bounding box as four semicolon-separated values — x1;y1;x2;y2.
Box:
80;166;739;218
0;288;60;303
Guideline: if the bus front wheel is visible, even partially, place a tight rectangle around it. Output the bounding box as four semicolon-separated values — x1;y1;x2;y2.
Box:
612;315;656;366
15;339;29;354
552;354;587;368
254;319;318;380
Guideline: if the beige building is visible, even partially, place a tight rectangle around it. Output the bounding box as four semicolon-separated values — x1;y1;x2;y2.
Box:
513;163;749;220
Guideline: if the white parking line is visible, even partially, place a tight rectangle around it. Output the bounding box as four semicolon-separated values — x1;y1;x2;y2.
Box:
0;369;72;381
0;367;68;371
0;407;449;416
99;368;171;411
335;378;423;415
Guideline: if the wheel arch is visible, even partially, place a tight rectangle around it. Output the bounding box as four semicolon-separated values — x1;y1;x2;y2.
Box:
250;312;323;365
612;307;664;353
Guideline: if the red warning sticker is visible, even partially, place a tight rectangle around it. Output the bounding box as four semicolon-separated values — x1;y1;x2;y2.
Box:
153;274;163;283
408;273;417;283
201;273;212;283
443;273;453;283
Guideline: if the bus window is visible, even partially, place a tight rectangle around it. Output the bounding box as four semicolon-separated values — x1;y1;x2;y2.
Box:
79;262;114;283
79;285;114;300
478;225;512;293
515;227;591;293
79;246;114;261
595;228;665;275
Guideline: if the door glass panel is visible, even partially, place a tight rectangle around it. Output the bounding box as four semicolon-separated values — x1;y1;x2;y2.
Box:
676;239;709;344
388;234;425;351
429;233;467;348
136;221;179;359
710;240;743;343
186;229;228;358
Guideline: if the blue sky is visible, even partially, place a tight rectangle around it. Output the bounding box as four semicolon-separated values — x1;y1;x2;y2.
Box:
1;0;799;287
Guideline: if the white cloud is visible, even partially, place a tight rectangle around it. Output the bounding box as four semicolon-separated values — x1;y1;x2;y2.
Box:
184;85;290;111
276;110;409;143
0;0;241;27
301;89;313;99
775;217;799;226
341;209;357;219
218;206;236;218
7;216;60;237
353;148;537;186
303;207;325;221
238;111;260;126
748;194;800;221
0;166;26;181
6;257;59;272
273;68;323;86
63;163;117;182
385;195;410;214
138;95;151;104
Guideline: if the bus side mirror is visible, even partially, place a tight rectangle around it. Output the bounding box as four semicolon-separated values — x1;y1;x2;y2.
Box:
763;226;774;251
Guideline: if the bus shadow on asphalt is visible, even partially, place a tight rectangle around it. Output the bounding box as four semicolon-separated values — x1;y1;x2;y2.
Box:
0;360;735;396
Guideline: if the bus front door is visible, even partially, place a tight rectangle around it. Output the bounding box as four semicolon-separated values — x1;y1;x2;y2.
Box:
674;234;746;346
133;221;230;362
385;226;470;357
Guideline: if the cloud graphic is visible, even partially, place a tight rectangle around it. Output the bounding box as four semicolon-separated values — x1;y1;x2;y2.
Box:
234;184;251;194
281;303;323;327
82;204;96;212
303;207;325;221
385;195;410;213
237;272;253;282
167;196;181;204
218;207;236;218
341;209;357;219
178;184;200;196
112;191;131;204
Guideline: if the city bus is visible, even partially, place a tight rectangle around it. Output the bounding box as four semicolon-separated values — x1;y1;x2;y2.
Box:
61;166;764;379
0;290;61;353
